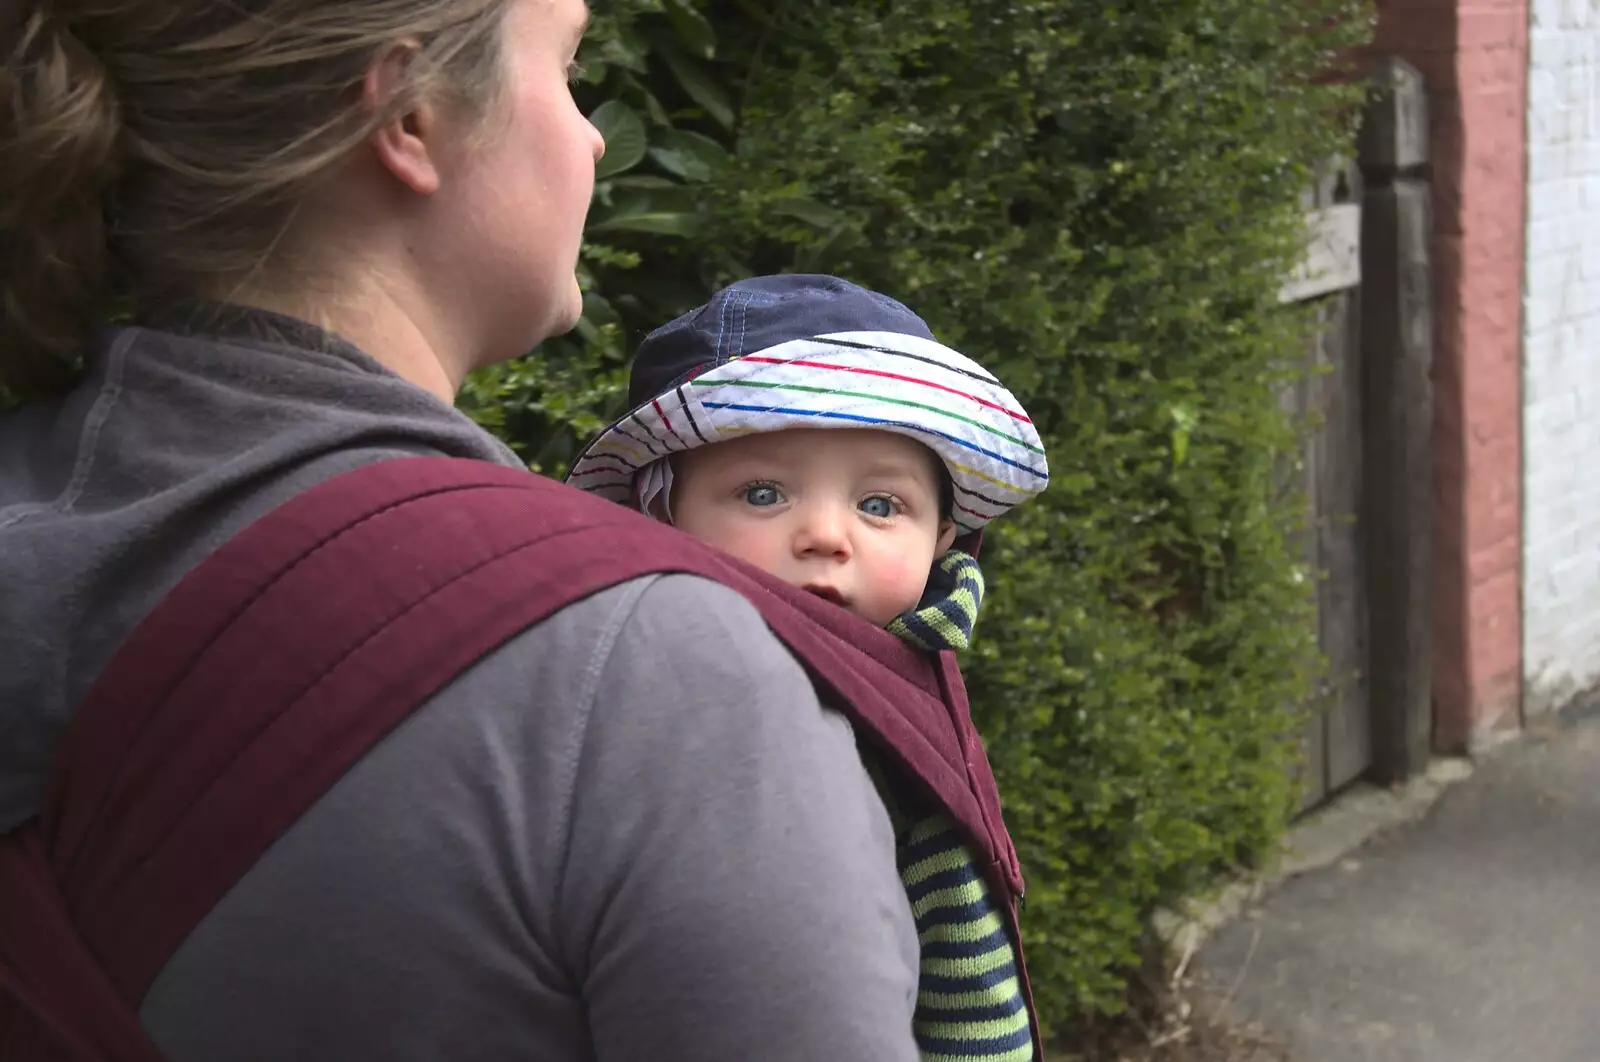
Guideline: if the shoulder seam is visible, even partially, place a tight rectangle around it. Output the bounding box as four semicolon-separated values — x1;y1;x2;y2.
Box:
0;330;133;531
548;572;664;963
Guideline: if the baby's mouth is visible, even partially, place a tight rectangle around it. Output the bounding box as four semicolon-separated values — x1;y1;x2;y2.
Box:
803;584;847;606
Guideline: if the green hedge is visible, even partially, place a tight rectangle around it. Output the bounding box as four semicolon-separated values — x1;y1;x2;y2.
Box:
480;0;1371;1034
0;0;1368;1034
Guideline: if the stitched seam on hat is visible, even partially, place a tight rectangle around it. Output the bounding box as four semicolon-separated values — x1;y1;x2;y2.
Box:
725;293;744;361
730;291;754;361
735;293;779;364
736;292;749;359
714;290;735;361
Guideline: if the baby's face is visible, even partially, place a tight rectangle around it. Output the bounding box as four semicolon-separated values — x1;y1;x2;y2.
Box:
670;428;958;626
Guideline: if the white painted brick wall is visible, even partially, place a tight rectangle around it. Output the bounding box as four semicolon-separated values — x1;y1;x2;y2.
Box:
1522;0;1600;713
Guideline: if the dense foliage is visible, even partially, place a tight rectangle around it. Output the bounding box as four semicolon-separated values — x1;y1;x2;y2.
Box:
0;0;1379;1035
460;0;1372;1032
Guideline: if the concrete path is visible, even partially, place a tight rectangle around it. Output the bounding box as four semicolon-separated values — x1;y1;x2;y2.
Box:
1199;707;1600;1062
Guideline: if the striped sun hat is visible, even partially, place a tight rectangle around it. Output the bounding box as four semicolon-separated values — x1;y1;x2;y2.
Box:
565;274;1048;532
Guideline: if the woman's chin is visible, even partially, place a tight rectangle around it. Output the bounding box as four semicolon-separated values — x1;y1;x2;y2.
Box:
520;275;586;348
492;278;586;364
552;275;586;334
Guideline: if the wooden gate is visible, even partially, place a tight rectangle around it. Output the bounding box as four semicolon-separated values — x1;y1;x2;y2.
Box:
1282;162;1369;808
1283;58;1435;810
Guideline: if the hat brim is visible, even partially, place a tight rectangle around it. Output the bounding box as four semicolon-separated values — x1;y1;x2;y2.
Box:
566;330;1049;532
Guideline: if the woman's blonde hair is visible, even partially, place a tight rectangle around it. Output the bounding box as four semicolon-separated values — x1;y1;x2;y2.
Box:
0;0;510;397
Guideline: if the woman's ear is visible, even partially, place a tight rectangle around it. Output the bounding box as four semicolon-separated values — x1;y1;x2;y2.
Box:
937;520;960;554
365;41;442;196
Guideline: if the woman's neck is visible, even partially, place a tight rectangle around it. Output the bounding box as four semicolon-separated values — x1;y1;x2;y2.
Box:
224;274;464;405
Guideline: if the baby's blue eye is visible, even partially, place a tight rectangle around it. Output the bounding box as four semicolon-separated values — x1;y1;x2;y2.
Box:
744;485;783;507
859;496;895;519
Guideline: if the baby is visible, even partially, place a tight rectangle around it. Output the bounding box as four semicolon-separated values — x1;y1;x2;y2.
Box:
567;274;1048;1062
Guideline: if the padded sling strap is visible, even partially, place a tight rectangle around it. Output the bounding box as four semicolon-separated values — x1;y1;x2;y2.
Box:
0;457;1027;1060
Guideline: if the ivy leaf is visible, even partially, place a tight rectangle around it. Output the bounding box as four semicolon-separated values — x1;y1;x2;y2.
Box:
606;175;681;191
640;87;674;127
615;73;673;127
771;197;849;228
648;129;729;183
589;100;647;179
598;183;701;217
597;27;649;73
656;41;736;128
588;211;700;237
795;225;865;272
581;291;621;328
663;0;718;60
1169;403;1199;467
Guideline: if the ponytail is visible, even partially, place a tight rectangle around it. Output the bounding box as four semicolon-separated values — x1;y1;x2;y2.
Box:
0;9;123;397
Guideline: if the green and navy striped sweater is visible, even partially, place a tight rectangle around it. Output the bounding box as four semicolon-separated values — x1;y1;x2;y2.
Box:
868;551;1034;1062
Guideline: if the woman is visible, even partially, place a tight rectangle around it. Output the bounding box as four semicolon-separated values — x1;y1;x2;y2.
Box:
0;0;930;1057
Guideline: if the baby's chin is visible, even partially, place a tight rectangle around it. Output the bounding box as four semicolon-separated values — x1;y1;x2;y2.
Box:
847;597;922;628
796;585;902;627
868;603;916;626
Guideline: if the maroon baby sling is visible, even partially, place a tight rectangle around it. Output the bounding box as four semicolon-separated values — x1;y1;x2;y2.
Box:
0;456;1035;1060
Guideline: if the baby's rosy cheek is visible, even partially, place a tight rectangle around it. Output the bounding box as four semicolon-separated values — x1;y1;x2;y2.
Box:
887;557;929;605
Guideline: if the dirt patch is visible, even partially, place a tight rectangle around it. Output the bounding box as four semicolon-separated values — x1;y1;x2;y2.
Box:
1047;947;1293;1062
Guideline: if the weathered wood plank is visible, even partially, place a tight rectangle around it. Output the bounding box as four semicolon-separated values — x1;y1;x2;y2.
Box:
1287;157;1371;809
1283;61;1434;804
1358;58;1434;784
1358;57;1430;175
1293;331;1329;811
1317;290;1371;792
1280;205;1363;303
1299;295;1331;810
1275;288;1325;810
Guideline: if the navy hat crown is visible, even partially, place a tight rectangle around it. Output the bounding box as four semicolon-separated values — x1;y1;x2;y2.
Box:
626;274;937;408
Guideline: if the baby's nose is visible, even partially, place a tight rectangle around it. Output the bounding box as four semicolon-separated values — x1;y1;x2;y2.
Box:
793;504;852;559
